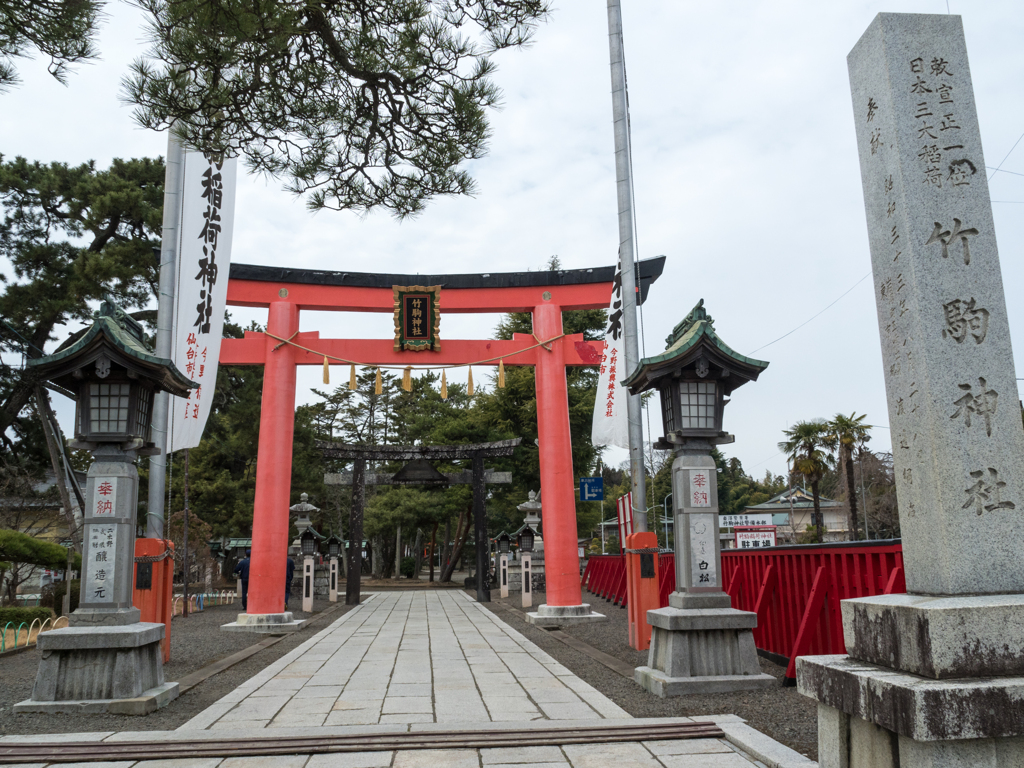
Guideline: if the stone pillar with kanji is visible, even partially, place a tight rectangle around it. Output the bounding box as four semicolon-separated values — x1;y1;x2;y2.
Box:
799;15;1024;768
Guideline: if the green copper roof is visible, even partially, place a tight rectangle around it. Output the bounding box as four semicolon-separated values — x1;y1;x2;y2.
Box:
622;299;768;390
27;298;196;397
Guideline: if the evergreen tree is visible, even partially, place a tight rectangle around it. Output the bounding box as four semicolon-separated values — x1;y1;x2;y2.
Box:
125;0;550;216
0;154;164;463
0;0;102;91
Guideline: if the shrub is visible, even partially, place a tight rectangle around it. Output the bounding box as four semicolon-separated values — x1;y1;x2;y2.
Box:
41;579;80;617
400;556;417;578
0;606;53;628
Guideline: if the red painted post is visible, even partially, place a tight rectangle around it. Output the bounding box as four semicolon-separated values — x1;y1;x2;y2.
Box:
247;300;299;616
532;301;581;608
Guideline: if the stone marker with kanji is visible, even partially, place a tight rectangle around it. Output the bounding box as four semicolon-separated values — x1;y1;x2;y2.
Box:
798;14;1024;767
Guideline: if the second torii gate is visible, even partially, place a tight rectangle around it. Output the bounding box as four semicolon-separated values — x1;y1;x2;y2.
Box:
220;257;665;629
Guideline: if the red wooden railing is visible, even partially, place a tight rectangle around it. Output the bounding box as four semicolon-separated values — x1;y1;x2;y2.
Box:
581;540;905;683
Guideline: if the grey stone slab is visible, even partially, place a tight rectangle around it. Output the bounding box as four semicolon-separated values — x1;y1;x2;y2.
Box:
718;722;817;767
378;714;434;724
842;593;1024;678
36;623;164;650
48;763;137;768
848;12;1024;595
646;607;757;632
305;753;393;768
657;754;756;768
219;757;309;768
635;666;774;698
323;709;383;726
381;697;433;715
481;746;565;763
642;739;733;756
393;749;479;768
798;653;1024;741
133;760;223;768
561;742;661;768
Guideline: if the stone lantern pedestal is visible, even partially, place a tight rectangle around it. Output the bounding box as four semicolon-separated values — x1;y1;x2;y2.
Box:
623;301;774;696
14;301;194;714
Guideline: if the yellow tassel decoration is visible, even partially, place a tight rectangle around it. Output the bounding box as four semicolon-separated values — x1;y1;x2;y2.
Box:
498;359;505;388
323;356;330;385
441;370;448;400
467;366;474;396
402;366;412;392
349;364;357;390
375;367;382;395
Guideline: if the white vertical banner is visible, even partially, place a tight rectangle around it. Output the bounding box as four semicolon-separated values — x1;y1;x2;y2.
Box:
168;152;237;452
592;260;630;448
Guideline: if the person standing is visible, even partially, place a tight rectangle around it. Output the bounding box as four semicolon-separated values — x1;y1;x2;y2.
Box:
233;550;251;611
285;556;295;610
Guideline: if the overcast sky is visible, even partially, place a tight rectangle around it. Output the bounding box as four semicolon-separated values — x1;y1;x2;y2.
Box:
4;1;1023;482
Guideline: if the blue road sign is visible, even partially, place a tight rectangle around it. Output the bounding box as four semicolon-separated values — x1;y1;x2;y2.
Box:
580;477;604;501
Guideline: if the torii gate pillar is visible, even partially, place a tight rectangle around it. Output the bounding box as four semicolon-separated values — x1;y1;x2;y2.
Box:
230;299;305;631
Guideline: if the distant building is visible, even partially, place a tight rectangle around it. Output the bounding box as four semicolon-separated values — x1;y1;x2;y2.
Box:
745;486;847;543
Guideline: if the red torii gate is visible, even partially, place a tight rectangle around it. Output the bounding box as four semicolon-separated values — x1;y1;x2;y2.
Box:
220;258;665;625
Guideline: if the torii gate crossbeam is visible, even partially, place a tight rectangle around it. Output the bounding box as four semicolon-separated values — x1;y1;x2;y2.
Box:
220;258;665;629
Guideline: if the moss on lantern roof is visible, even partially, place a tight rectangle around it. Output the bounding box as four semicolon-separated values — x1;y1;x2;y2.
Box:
622;299;768;390
26;298;196;397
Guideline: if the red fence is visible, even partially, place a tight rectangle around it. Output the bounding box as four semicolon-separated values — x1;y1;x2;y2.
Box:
581;540;905;683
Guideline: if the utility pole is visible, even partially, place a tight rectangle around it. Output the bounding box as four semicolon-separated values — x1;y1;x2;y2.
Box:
147;133;184;539
606;0;647;530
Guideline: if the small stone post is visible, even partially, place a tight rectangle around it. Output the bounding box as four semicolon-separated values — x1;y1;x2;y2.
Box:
329;557;338;603
302;556;314;613
799;14;1024;767
521;554;532;609
500;554;509;599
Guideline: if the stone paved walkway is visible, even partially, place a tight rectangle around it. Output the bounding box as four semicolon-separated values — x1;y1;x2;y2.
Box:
183;591;628;729
2;591;816;767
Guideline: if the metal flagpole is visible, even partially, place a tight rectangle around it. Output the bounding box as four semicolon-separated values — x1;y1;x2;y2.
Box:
147;133;184;539
606;0;647;530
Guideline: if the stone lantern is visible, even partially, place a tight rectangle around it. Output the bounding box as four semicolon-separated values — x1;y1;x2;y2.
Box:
516;490;543;561
623;300;775;697
290;492;320;555
517;524;537;609
16;299;195;714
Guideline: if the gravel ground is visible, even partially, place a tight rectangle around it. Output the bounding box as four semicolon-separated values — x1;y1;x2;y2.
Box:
0;597;352;736
482;589;819;762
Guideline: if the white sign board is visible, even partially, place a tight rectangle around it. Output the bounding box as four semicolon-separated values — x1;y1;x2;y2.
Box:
86;525;117;603
735;526;777;549
168;152;237;452
591;261;629;448
688;513;718;587
720;513;773;528
91;478;117;517
689;469;712;507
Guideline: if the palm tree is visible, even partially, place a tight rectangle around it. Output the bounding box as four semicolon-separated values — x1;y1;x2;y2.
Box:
827;413;871;541
779;421;835;543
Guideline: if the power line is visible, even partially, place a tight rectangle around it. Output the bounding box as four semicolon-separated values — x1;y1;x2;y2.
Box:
987;166;1024;178
748;272;872;355
987;129;1024;180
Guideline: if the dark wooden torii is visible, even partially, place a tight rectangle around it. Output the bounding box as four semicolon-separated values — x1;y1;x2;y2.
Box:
316;438;521;604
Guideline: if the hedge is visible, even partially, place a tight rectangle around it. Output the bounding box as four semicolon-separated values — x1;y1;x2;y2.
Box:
0;606;54;627
0;529;81;570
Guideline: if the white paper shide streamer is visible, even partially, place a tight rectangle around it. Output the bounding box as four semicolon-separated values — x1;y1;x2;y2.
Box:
591;262;630;449
168;152;237;452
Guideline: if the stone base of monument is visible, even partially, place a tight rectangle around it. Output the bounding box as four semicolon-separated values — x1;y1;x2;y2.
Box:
14;622;178;715
798;593;1024;767
526;603;606;627
799;654;1024;768
634;592;775;698
221;611;307;633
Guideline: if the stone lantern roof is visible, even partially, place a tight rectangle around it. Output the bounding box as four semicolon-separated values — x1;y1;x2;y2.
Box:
622;299;769;396
26;298;195;397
